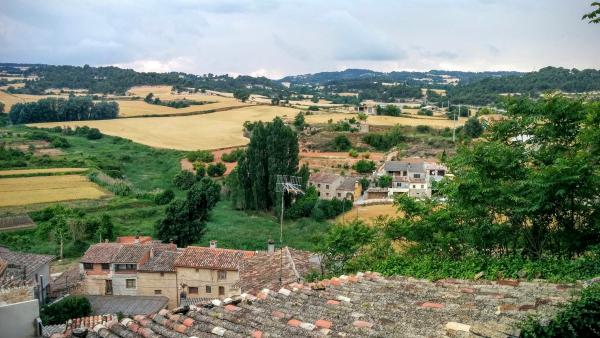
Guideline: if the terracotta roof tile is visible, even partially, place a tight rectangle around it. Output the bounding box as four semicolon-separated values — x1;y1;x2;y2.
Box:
80;243;122;264
54;272;584;338
174;246;254;270
138;250;181;272
0;249;54;280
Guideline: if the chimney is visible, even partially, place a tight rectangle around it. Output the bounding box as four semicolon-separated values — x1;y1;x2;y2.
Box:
210;240;217;249
150;247;154;258
267;239;275;253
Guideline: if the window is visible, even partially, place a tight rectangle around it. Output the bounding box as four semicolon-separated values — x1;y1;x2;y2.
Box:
438;170;445;176
337;193;341;197
326;184;329;189
83;263;93;270
412;185;416;188
154;290;162;295
421;185;424;189
115;264;136;271
189;287;198;294
125;279;136;289
219;286;225;296
402;171;407;176
160;272;164;277
325;193;329;197
414;173;421;179
206;285;212;294
218;270;227;280
101;263;109;270
317;184;321;188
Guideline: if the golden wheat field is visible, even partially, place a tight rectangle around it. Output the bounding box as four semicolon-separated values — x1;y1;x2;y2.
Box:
30;105;301;150
115;99;250;117
305;112;467;128
0;168;88;177
0;90;69;110
0;175;109;207
336;203;403;225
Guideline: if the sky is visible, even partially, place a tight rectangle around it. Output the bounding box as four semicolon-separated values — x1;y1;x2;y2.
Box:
1;0;599;79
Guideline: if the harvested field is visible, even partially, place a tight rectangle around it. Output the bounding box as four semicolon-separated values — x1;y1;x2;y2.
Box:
0;90;67;110
0;167;88;177
337;203;403;224
299;151;384;175
306;113;467;128
127;85;234;101
0;175;109;207
30;105;300;150
116;99;249;117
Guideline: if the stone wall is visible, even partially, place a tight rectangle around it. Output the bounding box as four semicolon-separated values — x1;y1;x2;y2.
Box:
177;267;240;298
137;272;178;308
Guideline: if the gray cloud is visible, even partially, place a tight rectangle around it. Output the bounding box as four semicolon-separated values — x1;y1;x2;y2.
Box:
0;0;598;77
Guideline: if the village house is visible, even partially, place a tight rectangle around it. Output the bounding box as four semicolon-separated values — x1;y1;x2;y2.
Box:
137;250;181;308
0;246;54;291
79;239;177;296
308;172;362;201
380;158;448;198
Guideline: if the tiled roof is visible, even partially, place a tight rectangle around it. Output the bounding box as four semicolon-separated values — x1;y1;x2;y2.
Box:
384;159;426;173
0;249;54;280
53;272;583;338
0;275;32;289
116;236;153;244
174;246;254;270
0;256;6;276
336;177;358;192
366;187;388;193
113;244;151;263
308;172;340;184
80;243;122;264
240;247;317;293
138;250;181;272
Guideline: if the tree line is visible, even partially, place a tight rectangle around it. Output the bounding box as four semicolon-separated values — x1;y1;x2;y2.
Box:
9;96;119;124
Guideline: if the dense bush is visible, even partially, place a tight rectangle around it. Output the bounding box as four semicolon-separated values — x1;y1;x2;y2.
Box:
221;148;244;163
376;104;401;116
207;162;226;177
362;125;405;151
41;296;92;325
353;159;376;173
285;186;352;221
332;134;352;151
173;170;196;190
187;150;214;163
154;189;175;205
520;284;600;337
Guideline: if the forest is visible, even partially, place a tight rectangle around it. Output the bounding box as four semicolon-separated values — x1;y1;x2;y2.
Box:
8;96;119;124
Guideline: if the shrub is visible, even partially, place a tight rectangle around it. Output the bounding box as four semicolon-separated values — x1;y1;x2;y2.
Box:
349;149;359;158
308;105;320;111
332;134;352;151
520;284;600;337
187;150;214;163
196;164;206;177
50;136;70;148
221;148;244;163
207;162;226;177
154;189;175;205
416;125;432;134
86;128;103;140
173;170;196;190
41;296;92;325
353;159;376;173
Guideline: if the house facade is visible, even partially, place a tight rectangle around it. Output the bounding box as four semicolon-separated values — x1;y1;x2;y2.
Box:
308;172;362;201
380;158;448;199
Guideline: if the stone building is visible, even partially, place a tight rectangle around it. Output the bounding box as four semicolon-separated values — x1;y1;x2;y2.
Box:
137;250;181;308
382;157;448;199
0;246;54;289
308;172;362;201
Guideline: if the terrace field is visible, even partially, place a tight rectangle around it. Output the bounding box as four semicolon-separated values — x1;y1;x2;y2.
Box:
0;174;109;207
30;105;300;150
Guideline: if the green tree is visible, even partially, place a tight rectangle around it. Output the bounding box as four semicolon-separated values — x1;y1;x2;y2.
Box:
583;2;600;23
332;134;352;151
234;90;250;102
156;177;221;246
353;159;376;173
294;112;306;130
173;170;196;190
319;220;376;275
237;117;299;210
207;162;226;177
41;296;92;325
463;117;484;138
378;175;392;188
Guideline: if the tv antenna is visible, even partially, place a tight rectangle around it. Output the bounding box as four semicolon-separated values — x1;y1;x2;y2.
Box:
275;175;304;244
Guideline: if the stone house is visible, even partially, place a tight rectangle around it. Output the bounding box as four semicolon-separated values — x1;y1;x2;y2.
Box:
79;240;176;296
137;250;181;309
382;158;448;199
174;245;255;300
308;172;344;200
335;177;362;201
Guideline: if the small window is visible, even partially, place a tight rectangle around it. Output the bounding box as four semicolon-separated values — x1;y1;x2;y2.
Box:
189;287;198;294
154;290;162;295
421;185;424;189
402;171;407;176
317;184;321;188
116;264;136;271
326;193;329;196
219;286;225;296
83;263;93;270
414;173;421;179
337;193;341;197
160;272;164;277
218;270;227;280
126;279;136;289
101;263;109;270
325;185;329;189
206;285;212;294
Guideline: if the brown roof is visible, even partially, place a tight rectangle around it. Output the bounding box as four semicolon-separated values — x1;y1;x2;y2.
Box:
174;246;255;270
80;243;122;264
116;236;153;244
0;249;54;280
0;256;6;276
309;172;340;184
52;272;583;338
239;247;316;293
336;177;358;192
112;244;151;263
138;250;181;272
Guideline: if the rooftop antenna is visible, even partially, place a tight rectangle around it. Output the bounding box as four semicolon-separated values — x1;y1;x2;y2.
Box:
275;175;304;285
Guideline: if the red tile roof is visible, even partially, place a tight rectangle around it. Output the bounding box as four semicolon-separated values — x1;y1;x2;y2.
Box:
80;243;122;264
138;250;181;272
174;246;254;270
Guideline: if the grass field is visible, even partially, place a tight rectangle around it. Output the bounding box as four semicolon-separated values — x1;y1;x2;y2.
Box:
305;112;467;128
0;167;88;177
0;175;109;207
30;105;300;150
337;203;402;224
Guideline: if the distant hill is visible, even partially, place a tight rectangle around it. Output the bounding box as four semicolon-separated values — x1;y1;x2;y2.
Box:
279;69;522;85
